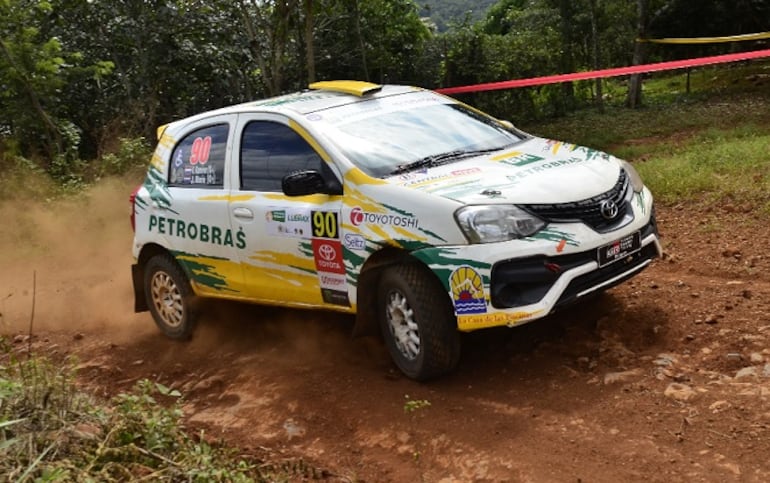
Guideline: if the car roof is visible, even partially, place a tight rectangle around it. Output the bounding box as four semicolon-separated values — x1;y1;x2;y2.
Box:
159;82;423;138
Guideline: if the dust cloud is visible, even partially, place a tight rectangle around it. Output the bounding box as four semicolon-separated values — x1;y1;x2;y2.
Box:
0;176;368;361
0;177;152;342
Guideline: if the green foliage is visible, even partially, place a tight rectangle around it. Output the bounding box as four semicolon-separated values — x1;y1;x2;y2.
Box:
98;137;153;177
1;0;769;185
0;0;107;171
419;0;498;32
0;342;318;481
403;395;431;413
525;82;770;212
313;0;430;83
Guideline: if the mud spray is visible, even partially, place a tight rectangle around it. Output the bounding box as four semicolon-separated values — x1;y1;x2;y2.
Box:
0;178;151;342
0;177;364;362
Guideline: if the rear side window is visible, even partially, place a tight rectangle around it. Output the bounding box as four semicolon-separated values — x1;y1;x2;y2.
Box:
240;121;323;192
169;124;228;187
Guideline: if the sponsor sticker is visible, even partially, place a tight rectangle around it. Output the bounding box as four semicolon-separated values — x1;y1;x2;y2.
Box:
148;214;246;249
349;207;418;228
312;230;349;306
343;233;366;251
457;311;536;331
312;239;345;274
319;272;346;290
265;207;311;238
396;167;482;187
267;209;286;222
497;153;544;167
449;266;487;315
321;288;350;306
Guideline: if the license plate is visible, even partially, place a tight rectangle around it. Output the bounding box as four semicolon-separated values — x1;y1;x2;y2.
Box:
598;231;641;267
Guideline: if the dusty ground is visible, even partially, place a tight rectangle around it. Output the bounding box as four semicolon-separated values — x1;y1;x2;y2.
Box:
2;178;770;482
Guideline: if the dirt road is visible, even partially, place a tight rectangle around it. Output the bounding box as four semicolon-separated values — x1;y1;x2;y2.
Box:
2;179;770;482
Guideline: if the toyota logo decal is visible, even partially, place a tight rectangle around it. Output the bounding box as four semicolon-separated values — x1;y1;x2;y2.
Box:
318;243;336;261
599;200;619;220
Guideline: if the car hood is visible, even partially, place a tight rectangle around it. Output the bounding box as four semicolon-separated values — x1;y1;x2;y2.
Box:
385;137;623;205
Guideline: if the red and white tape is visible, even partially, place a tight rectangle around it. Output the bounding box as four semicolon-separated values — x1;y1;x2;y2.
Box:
436;49;770;95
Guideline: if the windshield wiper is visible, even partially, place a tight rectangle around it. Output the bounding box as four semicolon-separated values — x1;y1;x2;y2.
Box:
389;148;504;176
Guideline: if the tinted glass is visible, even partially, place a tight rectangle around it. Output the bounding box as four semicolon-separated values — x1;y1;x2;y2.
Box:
169;124;228;187
240;121;323;191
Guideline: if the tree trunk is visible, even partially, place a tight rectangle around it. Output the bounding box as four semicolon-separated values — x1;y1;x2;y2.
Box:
304;0;316;84
626;0;649;108
589;0;603;111
238;0;297;96
353;0;369;81
557;0;574;107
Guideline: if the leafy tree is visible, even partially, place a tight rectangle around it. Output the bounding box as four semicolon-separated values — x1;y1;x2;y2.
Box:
313;0;430;83
419;0;498;32
0;0;104;167
45;0;255;155
239;0;301;96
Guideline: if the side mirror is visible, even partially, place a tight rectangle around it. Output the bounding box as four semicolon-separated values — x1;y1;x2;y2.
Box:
282;170;342;197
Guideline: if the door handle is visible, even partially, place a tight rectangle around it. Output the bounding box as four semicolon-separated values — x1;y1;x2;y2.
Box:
232;207;254;220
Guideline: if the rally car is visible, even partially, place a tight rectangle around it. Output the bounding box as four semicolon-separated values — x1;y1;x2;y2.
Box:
130;80;662;380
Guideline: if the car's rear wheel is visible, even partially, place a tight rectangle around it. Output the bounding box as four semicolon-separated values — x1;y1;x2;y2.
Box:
377;263;461;381
144;254;197;340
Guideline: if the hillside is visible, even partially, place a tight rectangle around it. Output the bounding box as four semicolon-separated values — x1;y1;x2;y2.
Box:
418;0;498;31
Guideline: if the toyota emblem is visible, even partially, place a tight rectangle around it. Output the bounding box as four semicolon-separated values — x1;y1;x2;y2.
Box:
599;200;619;220
318;243;336;261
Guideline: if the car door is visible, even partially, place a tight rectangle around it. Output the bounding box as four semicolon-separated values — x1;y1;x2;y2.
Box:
160;115;243;296
228;113;349;308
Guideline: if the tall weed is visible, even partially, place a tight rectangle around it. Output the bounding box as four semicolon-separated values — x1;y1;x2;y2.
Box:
0;340;322;481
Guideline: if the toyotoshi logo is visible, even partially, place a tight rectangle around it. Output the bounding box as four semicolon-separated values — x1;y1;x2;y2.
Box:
349;207;419;228
350;207;365;226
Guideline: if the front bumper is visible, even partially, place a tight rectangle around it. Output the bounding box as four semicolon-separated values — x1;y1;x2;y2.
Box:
413;190;662;331
491;214;659;310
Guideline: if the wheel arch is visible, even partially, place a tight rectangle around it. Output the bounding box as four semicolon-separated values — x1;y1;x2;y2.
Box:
132;243;176;312
352;246;450;338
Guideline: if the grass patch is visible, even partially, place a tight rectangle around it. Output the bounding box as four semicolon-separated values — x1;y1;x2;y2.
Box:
0;137;151;201
634;125;770;204
0;340;324;481
523;64;770;212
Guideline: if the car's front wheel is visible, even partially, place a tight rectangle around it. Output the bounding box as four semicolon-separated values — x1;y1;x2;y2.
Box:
377;263;461;380
144;254;197;340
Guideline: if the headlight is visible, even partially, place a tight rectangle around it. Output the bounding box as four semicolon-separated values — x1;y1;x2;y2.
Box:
620;160;644;193
455;205;546;244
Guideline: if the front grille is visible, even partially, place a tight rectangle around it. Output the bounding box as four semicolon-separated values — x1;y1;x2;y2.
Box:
490;216;659;310
522;169;630;233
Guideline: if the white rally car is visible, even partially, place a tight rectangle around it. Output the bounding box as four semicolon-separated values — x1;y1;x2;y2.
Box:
130;81;662;380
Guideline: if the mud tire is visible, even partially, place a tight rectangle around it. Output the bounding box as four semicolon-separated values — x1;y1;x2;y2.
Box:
144;254;197;340
377;263;461;381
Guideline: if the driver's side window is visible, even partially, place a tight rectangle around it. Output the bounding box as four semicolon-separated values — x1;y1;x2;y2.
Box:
240;121;323;191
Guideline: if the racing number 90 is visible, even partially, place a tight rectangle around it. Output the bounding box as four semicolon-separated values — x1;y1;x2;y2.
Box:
312;211;338;239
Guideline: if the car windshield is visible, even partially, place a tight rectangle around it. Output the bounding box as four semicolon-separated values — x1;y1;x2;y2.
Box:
317;95;526;178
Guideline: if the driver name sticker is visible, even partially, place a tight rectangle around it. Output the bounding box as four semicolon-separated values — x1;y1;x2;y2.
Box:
266;207;311;238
